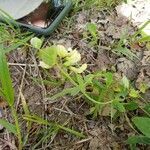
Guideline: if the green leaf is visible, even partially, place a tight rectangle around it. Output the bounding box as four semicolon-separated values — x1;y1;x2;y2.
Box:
30;37;43;49
0;50;14;106
59;125;85;138
76;74;85;92
121;75;129;89
49;87;79;101
0;119;17;134
144;104;150;114
104;72;113;87
113;47;138;60
87;23;97;38
39;46;57;68
132;117;150;138
127;136;150;145
141;21;150;37
90;107;96;114
129;89;139;98
23;115;48;125
84;74;95;85
0;88;5;99
124;101;138;111
70;87;80;96
113;100;126;112
31;77;61;87
139;83;148;94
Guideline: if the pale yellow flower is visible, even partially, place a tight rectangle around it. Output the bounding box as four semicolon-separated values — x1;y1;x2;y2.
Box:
39;61;50;69
67;47;73;52
64;50;81;66
70;64;87;73
56;45;69;58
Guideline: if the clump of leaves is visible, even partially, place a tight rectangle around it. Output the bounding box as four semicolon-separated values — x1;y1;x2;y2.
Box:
78;73;142;118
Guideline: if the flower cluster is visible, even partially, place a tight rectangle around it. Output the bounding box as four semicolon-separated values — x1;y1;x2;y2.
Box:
30;37;87;73
56;45;87;73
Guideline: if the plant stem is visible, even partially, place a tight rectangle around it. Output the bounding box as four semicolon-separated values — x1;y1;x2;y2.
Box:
57;65;113;105
83;92;114;105
57;64;78;86
11;106;22;150
124;113;139;134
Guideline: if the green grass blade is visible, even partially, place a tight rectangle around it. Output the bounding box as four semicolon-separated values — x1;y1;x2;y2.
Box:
23;115;85;138
0;119;17;134
132;20;150;39
5;34;33;53
32;126;59;150
23;115;50;126
56;124;85;138
31;77;61;87
113;47;138;60
137;36;150;43
0;88;5;99
0;50;14;106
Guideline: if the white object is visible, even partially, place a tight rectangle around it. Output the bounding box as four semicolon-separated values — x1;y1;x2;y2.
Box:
0;0;43;20
116;0;150;36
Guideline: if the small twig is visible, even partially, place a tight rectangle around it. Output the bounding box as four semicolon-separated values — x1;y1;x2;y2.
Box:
53;107;71;115
16;65;26;109
124;113;139;134
75;137;92;144
8;62;39;67
0;138;17;150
